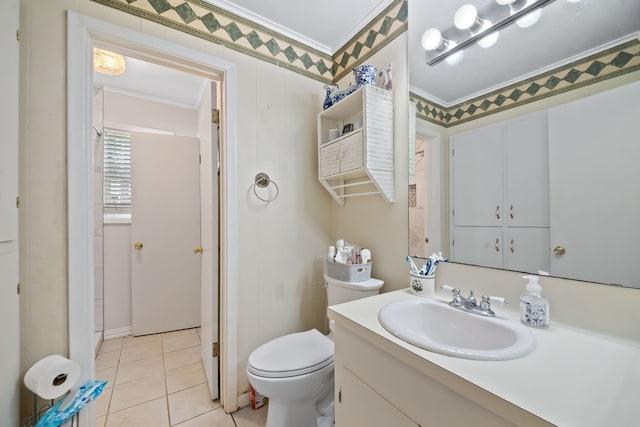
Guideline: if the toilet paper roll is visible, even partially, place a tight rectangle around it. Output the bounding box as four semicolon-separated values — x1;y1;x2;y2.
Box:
24;355;81;400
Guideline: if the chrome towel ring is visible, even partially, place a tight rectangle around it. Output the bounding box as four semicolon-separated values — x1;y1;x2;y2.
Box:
253;172;279;202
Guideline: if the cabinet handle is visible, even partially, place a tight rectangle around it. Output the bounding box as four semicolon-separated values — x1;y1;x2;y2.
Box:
495;238;500;252
509;205;514;219
496;205;500;220
510;239;514;253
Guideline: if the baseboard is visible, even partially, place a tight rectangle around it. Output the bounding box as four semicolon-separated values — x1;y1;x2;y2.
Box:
237;391;251;409
104;326;133;340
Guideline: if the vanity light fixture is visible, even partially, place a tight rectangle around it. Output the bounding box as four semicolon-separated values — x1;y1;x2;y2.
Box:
93;48;126;76
423;0;556;66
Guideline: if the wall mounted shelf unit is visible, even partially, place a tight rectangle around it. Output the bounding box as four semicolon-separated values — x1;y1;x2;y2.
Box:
318;85;394;205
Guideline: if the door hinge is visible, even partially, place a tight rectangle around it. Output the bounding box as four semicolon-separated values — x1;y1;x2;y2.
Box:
452;239;455;247
16;197;20;208
452;148;454;156
212;342;220;358
452;208;454;216
16;30;20;41
211;109;220;124
338;388;342;403
199;154;202;164
17;283;20;295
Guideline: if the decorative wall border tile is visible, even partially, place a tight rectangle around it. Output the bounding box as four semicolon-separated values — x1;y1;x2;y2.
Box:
411;39;640;128
90;0;408;85
332;0;408;82
91;0;334;83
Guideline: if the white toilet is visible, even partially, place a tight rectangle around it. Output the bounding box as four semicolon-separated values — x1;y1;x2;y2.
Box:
246;274;384;427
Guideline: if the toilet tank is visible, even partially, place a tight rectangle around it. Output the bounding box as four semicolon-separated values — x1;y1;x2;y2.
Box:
324;273;384;306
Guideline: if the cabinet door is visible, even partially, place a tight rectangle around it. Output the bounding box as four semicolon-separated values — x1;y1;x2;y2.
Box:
505;113;549;227
451;127;503;226
336;368;419;427
340;131;364;173
319;141;340;177
505;228;550;274
452;227;503;269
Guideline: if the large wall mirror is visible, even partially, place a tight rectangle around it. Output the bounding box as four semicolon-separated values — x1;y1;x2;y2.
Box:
408;0;640;288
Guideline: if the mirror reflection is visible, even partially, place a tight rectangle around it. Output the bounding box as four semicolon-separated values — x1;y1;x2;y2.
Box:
408;0;640;288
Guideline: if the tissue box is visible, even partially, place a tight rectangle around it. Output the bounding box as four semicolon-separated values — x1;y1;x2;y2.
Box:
327;261;372;282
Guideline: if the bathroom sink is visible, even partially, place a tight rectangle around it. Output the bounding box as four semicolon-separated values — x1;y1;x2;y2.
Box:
378;298;534;360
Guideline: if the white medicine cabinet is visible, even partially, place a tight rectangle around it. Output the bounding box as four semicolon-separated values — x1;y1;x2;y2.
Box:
317;85;394;205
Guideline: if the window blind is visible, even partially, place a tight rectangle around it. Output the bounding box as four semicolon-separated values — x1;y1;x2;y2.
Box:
103;129;132;207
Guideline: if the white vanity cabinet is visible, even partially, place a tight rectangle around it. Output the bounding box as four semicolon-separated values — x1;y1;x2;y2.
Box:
333;324;534;427
317;85;394;205
450;112;549;273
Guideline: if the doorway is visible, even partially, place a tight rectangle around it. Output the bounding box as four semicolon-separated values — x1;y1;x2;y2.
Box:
67;12;240;424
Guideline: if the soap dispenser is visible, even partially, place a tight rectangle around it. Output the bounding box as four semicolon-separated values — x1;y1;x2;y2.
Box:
520;275;549;328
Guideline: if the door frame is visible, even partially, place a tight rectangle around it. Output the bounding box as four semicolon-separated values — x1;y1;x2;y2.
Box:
67;12;239;423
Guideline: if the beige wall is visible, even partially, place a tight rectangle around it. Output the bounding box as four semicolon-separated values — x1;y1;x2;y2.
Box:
331;32;410;291
19;0;332;412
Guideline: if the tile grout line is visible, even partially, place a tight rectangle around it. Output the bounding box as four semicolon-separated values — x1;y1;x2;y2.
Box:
161;332;173;427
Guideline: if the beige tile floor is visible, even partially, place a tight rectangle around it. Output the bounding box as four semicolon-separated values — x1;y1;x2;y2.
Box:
95;328;267;427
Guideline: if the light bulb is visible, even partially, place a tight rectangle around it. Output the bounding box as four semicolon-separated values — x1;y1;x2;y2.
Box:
478;21;499;48
421;28;443;51
566;0;582;3
495;0;517;4
454;4;478;30
516;8;542;28
445;42;464;66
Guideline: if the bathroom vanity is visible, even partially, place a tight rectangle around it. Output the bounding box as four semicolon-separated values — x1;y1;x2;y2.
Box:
328;290;640;426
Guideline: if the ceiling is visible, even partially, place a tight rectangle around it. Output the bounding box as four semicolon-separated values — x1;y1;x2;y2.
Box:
94;56;208;109
95;0;639;108
203;0;394;53
409;0;640;106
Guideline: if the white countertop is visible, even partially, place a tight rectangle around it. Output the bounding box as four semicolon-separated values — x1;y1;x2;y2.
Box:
328;289;640;427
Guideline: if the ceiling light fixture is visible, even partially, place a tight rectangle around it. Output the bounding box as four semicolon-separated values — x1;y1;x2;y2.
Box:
93;48;126;76
423;0;556;66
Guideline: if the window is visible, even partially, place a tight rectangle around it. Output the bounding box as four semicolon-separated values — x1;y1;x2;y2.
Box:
103;129;131;208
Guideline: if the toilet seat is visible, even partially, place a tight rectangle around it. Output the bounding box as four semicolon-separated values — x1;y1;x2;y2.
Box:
248;329;334;379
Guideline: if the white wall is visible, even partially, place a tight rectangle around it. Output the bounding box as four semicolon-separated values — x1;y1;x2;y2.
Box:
103;223;132;334
19;0;332;415
93;87;104;336
103;90;199;137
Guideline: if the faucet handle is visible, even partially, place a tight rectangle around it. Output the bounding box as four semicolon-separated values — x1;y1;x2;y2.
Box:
480;295;507;310
441;285;459;295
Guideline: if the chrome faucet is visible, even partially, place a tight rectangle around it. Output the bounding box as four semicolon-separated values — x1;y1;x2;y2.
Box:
441;285;506;317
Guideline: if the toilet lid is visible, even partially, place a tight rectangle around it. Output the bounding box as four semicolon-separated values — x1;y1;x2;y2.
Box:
247;329;334;378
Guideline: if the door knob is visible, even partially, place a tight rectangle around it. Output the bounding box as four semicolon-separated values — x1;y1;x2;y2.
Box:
133;242;143;250
553;246;566;255
193;246;203;254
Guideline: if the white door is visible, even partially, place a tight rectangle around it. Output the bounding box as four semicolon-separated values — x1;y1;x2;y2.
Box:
451;127;504;226
131;133;201;335
0;0;20;424
505;228;550;274
198;82;220;399
505;112;549;227
549;81;640;287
